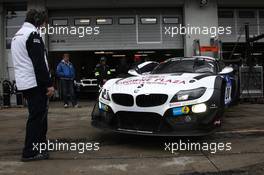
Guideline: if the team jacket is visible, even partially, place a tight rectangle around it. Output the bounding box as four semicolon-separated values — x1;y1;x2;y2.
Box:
94;64;111;85
11;22;52;91
56;60;75;80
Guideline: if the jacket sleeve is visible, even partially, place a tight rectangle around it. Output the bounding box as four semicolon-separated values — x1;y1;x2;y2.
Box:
26;32;52;88
94;65;102;82
94;65;100;77
106;66;112;80
56;63;64;78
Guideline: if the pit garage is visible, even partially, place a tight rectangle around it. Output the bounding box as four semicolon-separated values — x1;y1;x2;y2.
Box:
48;8;183;51
47;8;184;97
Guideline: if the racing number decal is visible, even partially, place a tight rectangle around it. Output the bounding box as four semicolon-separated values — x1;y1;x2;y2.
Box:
173;106;190;116
224;75;232;105
225;86;231;99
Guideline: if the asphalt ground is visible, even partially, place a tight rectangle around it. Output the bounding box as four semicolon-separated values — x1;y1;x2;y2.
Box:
0;101;263;175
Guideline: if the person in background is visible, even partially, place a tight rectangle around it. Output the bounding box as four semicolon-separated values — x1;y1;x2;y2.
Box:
131;55;142;68
116;57;130;78
56;53;79;108
94;57;111;87
11;9;54;161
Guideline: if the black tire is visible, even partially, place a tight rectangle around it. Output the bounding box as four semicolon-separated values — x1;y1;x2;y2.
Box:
230;74;240;106
218;82;226;119
91;99;100;120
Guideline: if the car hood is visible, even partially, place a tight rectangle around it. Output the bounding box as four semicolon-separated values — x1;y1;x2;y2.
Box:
108;73;215;95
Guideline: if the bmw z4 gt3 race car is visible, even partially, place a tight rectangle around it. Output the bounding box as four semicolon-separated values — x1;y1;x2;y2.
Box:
91;56;236;136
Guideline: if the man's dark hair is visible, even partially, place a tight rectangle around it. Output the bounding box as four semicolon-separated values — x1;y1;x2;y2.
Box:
25;9;47;27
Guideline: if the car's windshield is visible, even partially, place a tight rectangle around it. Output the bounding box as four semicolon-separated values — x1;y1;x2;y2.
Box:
151;58;216;74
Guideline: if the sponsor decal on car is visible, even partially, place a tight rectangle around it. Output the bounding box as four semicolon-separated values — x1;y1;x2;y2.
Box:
169;100;199;107
172;106;190;116
117;76;186;85
98;102;109;112
223;75;232;105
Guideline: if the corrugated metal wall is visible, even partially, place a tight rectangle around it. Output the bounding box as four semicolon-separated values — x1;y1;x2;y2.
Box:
48;8;183;51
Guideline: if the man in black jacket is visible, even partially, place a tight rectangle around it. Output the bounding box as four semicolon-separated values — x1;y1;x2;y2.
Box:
11;9;54;161
94;57;112;87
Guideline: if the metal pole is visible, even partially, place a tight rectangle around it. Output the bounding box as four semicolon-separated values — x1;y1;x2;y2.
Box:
245;23;252;67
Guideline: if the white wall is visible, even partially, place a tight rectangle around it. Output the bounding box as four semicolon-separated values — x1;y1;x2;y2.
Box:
184;0;218;57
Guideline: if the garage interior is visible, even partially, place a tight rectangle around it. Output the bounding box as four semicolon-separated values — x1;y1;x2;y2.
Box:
48;50;184;79
48;49;183;99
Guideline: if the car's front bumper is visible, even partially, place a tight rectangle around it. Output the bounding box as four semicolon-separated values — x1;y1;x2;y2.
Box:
91;89;223;136
91;110;218;136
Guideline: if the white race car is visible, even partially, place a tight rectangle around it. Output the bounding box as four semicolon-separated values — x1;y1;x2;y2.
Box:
91;56;235;136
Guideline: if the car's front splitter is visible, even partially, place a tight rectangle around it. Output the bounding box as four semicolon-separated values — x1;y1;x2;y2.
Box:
91;120;217;136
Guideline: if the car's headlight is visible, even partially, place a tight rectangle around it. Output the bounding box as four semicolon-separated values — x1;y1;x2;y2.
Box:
74;80;82;87
192;103;207;113
101;89;111;101
170;87;206;102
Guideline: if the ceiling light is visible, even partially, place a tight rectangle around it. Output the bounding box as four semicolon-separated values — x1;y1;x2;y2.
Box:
112;55;126;57
80;19;90;23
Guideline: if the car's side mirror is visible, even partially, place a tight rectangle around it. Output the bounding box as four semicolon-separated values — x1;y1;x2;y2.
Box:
128;69;141;76
219;66;233;74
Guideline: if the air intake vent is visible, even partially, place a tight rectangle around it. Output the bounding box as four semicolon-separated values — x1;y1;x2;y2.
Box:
136;94;168;107
112;94;134;106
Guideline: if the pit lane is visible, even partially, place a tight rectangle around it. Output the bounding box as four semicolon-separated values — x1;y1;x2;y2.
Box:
0;101;263;175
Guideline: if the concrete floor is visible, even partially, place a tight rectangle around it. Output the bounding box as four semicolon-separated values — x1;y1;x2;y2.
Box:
0;101;264;175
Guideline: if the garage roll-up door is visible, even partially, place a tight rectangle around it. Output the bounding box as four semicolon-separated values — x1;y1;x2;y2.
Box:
219;8;262;43
48;8;183;51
